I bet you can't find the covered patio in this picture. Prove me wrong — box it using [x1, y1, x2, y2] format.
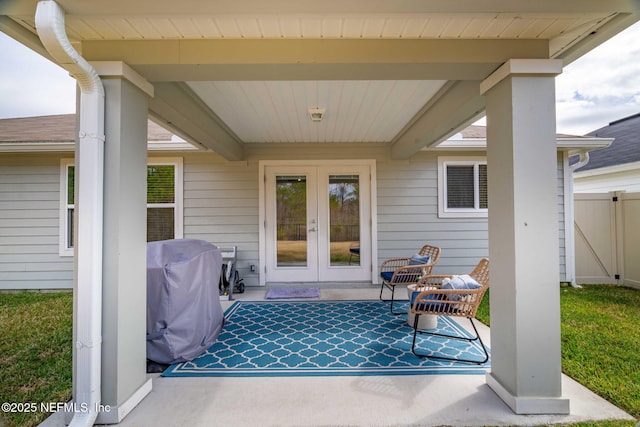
[2, 0, 639, 425]
[38, 287, 634, 427]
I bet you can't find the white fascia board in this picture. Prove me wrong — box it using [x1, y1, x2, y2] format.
[0, 142, 75, 152]
[428, 139, 487, 150]
[147, 142, 199, 151]
[427, 137, 612, 152]
[574, 160, 640, 178]
[0, 141, 199, 152]
[556, 137, 614, 154]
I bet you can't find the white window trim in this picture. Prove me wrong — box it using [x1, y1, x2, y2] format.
[60, 157, 184, 257]
[148, 157, 184, 241]
[59, 158, 75, 256]
[437, 156, 488, 218]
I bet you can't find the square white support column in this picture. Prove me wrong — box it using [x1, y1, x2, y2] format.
[95, 65, 153, 424]
[481, 59, 570, 414]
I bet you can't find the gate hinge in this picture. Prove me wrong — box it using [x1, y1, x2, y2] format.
[615, 274, 620, 280]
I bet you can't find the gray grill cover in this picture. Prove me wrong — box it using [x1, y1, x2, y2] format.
[146, 239, 224, 364]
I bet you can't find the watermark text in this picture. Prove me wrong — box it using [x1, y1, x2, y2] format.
[2, 401, 111, 414]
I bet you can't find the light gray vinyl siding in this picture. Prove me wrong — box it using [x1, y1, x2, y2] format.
[0, 153, 74, 290]
[180, 143, 389, 286]
[178, 152, 261, 286]
[574, 168, 640, 193]
[377, 152, 489, 275]
[0, 147, 569, 290]
[378, 151, 567, 277]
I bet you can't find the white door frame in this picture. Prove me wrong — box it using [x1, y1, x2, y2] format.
[264, 166, 319, 282]
[258, 159, 378, 286]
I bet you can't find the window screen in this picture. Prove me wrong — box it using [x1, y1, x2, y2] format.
[446, 165, 475, 208]
[479, 164, 488, 209]
[65, 164, 177, 247]
[147, 165, 176, 242]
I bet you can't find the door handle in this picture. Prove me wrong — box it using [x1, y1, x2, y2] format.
[308, 227, 317, 232]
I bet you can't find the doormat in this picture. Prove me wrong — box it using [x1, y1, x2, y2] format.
[162, 300, 490, 377]
[265, 287, 320, 299]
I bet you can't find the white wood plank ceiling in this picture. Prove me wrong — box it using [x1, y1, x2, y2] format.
[187, 80, 446, 143]
[6, 9, 618, 145]
[23, 12, 606, 144]
[38, 13, 613, 42]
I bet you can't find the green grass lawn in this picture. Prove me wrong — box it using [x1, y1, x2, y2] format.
[1, 285, 638, 427]
[477, 284, 640, 423]
[0, 292, 73, 427]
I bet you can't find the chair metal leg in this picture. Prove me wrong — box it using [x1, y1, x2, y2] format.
[411, 315, 489, 364]
[379, 282, 407, 315]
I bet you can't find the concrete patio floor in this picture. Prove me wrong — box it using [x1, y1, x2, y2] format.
[41, 286, 634, 427]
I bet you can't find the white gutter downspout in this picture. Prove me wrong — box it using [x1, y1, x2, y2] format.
[35, 2, 104, 426]
[566, 150, 591, 289]
[571, 150, 591, 173]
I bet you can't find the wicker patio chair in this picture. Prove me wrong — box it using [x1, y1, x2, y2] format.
[410, 258, 489, 364]
[379, 244, 441, 315]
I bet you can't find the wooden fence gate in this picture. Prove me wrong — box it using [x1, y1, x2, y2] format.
[574, 192, 640, 288]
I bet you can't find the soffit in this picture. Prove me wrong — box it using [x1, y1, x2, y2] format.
[2, 1, 638, 156]
[9, 12, 618, 58]
[186, 80, 446, 143]
[8, 13, 606, 40]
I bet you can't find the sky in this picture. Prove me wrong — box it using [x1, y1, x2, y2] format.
[0, 21, 639, 136]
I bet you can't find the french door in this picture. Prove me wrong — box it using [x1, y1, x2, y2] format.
[263, 162, 372, 283]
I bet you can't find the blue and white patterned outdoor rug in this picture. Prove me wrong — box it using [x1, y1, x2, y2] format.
[162, 300, 490, 377]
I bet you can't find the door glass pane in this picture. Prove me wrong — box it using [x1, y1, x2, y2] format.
[329, 175, 360, 266]
[276, 175, 307, 267]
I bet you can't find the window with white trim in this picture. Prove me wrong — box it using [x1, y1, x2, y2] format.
[146, 159, 183, 242]
[437, 157, 488, 218]
[60, 157, 183, 256]
[59, 159, 75, 256]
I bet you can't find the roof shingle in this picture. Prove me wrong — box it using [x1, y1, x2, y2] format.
[575, 112, 640, 171]
[0, 114, 174, 143]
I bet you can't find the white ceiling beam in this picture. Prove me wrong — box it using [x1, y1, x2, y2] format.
[0, 16, 53, 61]
[148, 82, 244, 160]
[131, 63, 498, 83]
[82, 38, 549, 65]
[80, 38, 548, 82]
[554, 12, 640, 65]
[391, 80, 485, 159]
